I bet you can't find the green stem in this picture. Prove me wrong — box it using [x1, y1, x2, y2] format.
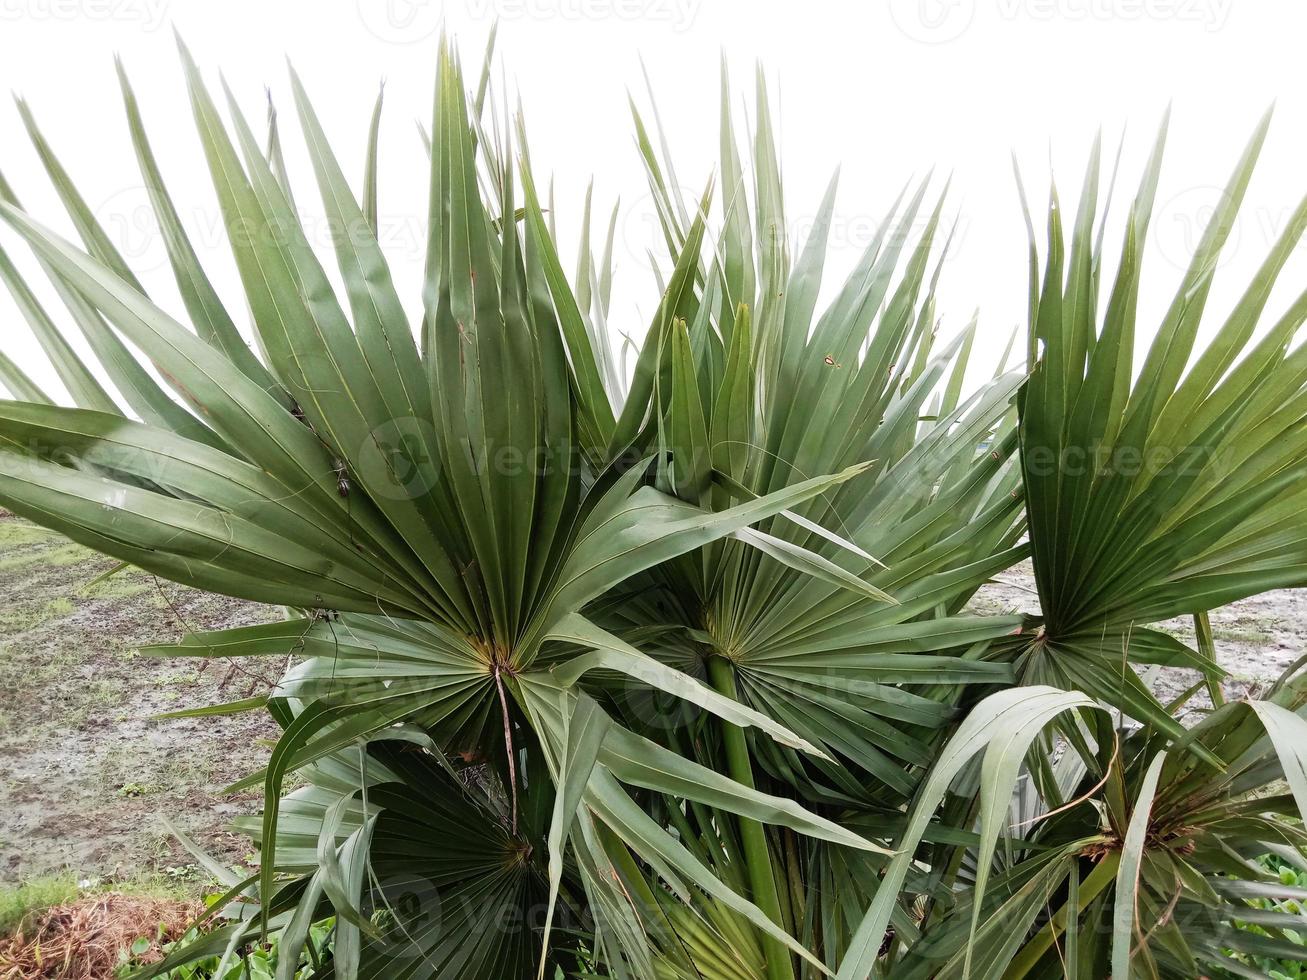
[707, 655, 795, 980]
[1004, 851, 1120, 979]
[1193, 611, 1226, 707]
[782, 829, 806, 943]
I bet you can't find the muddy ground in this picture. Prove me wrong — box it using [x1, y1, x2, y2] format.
[0, 513, 278, 884]
[972, 562, 1307, 714]
[2, 514, 1304, 885]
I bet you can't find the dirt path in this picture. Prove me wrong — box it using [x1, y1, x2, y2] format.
[0, 514, 279, 884]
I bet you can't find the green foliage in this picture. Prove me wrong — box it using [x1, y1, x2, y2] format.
[1227, 856, 1307, 980]
[0, 876, 80, 935]
[2, 34, 1307, 980]
[123, 914, 333, 979]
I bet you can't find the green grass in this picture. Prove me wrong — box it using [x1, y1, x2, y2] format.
[1211, 626, 1276, 647]
[0, 873, 213, 938]
[0, 875, 80, 935]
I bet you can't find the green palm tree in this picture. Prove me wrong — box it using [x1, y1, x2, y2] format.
[1, 34, 1307, 980]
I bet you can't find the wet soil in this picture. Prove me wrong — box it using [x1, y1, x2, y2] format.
[0, 513, 279, 884]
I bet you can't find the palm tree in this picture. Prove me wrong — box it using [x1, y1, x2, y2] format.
[1, 34, 1306, 980]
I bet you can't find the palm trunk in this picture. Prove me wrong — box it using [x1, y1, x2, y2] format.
[707, 655, 795, 980]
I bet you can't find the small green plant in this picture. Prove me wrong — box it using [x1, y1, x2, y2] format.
[1227, 855, 1307, 979]
[119, 915, 334, 979]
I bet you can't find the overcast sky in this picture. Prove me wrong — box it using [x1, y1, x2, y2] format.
[1, 0, 1305, 397]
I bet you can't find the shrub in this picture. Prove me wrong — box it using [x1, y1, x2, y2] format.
[2, 34, 1307, 979]
[133, 914, 332, 979]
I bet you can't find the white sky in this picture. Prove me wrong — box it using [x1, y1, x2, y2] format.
[1, 0, 1305, 398]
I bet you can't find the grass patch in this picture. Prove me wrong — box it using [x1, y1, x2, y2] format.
[1212, 626, 1276, 647]
[0, 874, 206, 938]
[0, 876, 80, 935]
[0, 871, 330, 979]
